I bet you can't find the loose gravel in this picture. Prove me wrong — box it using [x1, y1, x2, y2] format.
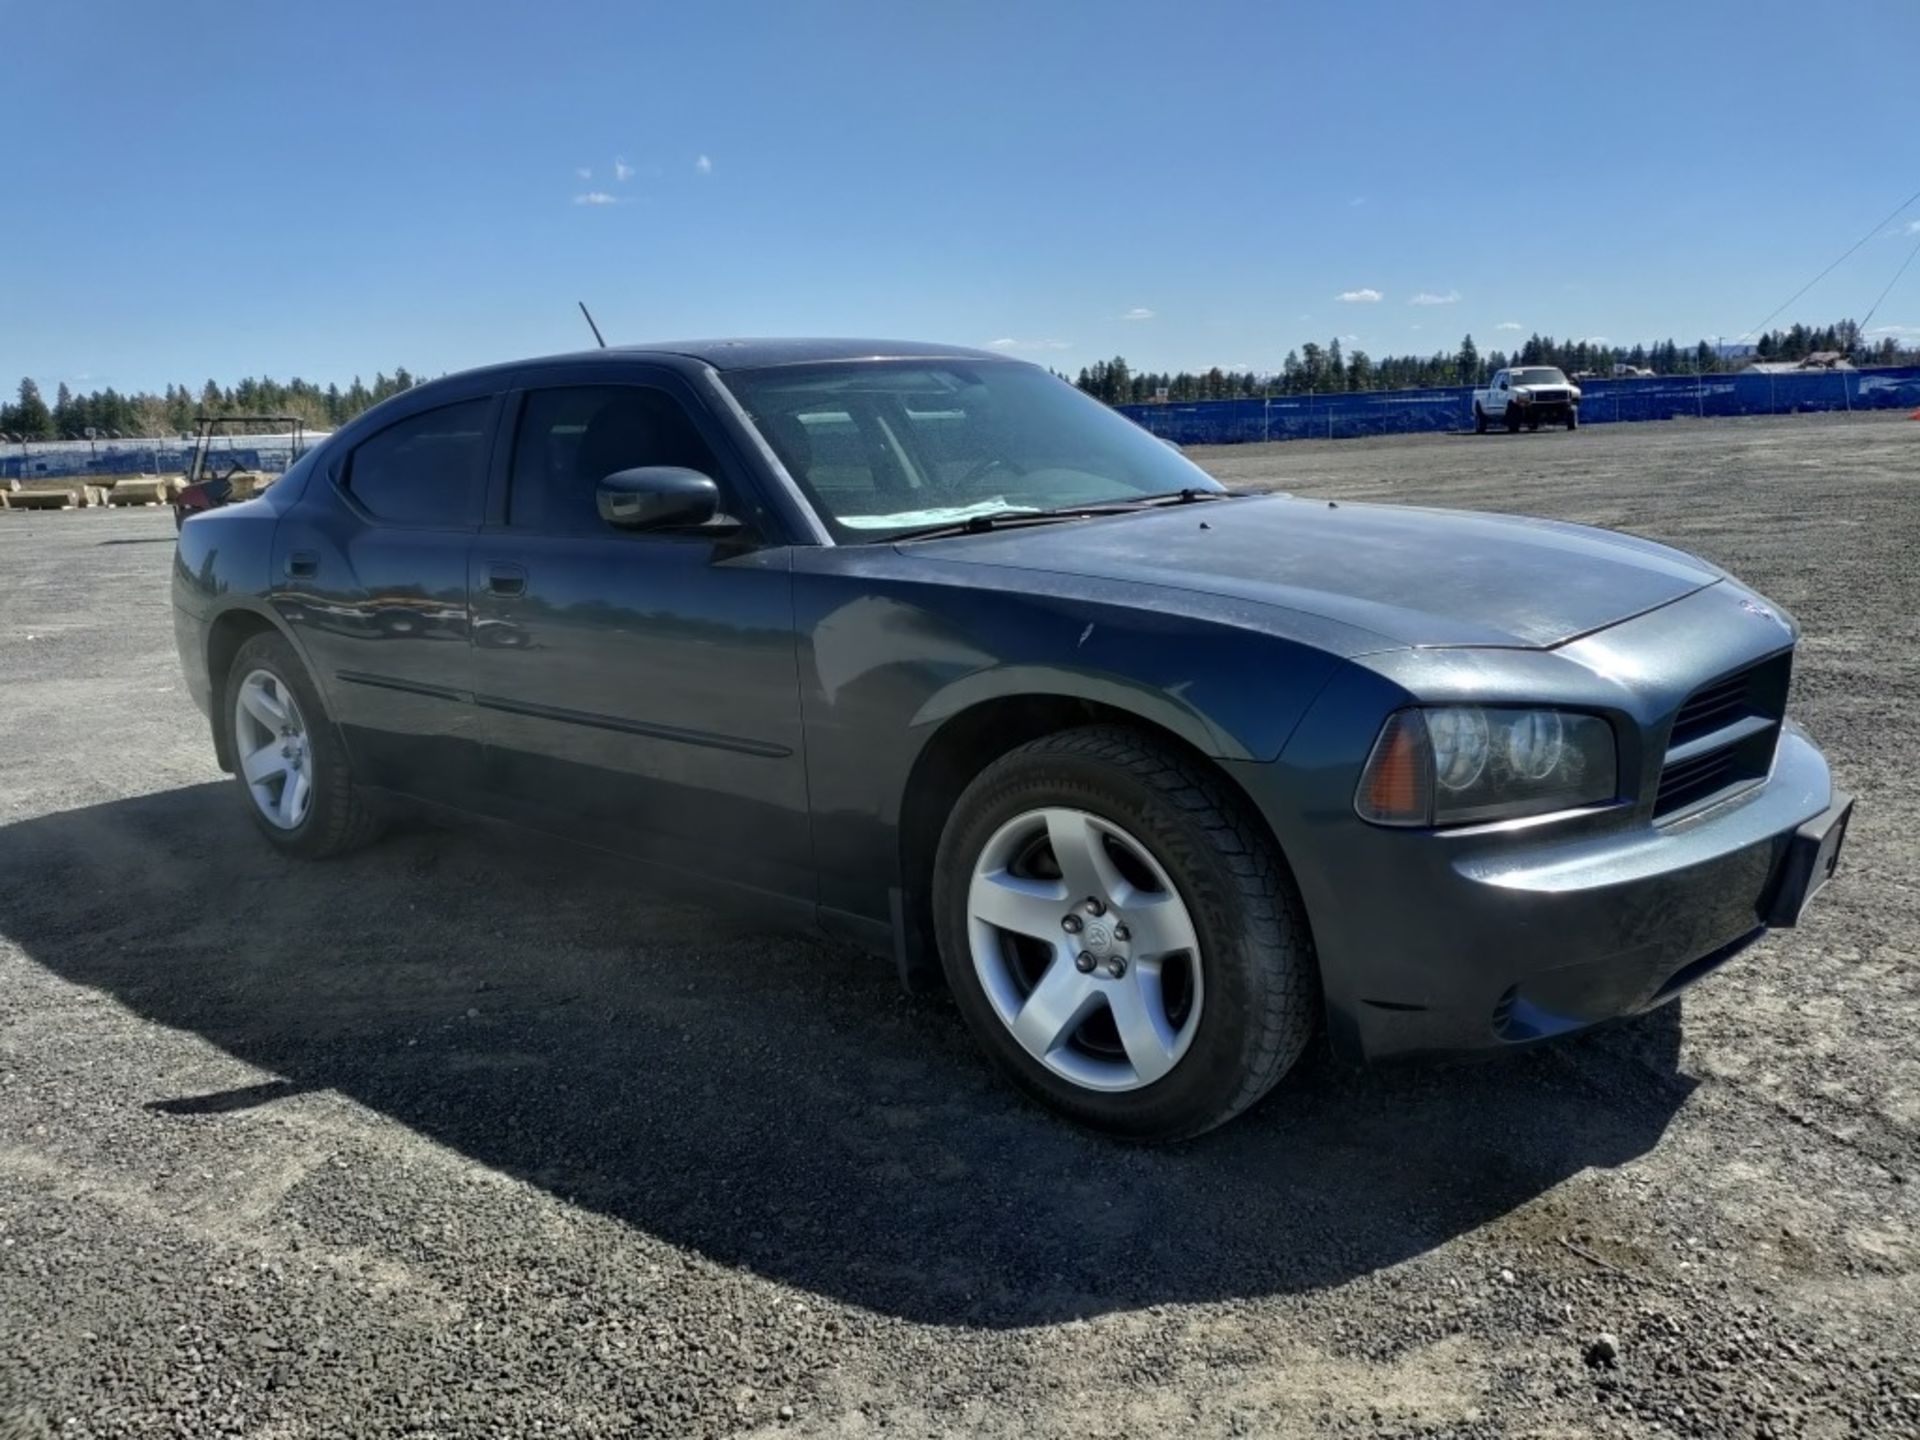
[2, 411, 1916, 1437]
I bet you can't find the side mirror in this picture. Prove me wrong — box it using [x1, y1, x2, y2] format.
[596, 466, 723, 531]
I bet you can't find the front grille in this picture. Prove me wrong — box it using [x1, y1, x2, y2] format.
[1653, 651, 1792, 821]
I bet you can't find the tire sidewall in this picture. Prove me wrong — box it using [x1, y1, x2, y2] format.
[932, 741, 1297, 1140]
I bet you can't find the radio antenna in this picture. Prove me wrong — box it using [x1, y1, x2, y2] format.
[578, 301, 607, 349]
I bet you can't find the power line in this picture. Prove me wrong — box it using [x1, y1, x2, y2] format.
[1857, 227, 1920, 338]
[1737, 184, 1920, 341]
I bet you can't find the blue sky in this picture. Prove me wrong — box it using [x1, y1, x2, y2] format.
[6, 0, 1920, 394]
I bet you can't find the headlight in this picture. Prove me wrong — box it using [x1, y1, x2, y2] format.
[1356, 706, 1617, 827]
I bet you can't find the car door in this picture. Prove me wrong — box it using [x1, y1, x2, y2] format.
[272, 389, 498, 803]
[1490, 371, 1510, 413]
[467, 368, 811, 901]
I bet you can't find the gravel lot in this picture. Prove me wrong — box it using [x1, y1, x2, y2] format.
[2, 412, 1916, 1438]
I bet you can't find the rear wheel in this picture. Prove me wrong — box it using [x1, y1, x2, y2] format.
[225, 631, 383, 859]
[932, 726, 1318, 1142]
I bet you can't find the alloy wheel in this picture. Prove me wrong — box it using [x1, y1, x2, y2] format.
[232, 668, 314, 830]
[966, 806, 1204, 1092]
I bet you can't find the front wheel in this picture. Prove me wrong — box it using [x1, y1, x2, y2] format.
[1567, 410, 1579, 431]
[225, 631, 383, 858]
[932, 727, 1318, 1142]
[1505, 408, 1522, 433]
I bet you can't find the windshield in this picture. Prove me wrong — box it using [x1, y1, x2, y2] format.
[1512, 368, 1569, 386]
[721, 360, 1223, 540]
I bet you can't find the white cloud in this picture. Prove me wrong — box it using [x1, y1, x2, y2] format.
[1349, 196, 1366, 207]
[1121, 306, 1156, 321]
[573, 191, 619, 206]
[1338, 333, 1360, 343]
[1336, 288, 1383, 304]
[1869, 323, 1920, 335]
[1409, 290, 1461, 307]
[986, 338, 1072, 352]
[1583, 336, 1610, 345]
[614, 156, 635, 182]
[1496, 321, 1523, 331]
[695, 154, 713, 175]
[575, 167, 592, 180]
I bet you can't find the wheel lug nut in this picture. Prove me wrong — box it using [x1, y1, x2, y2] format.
[1113, 923, 1130, 942]
[1074, 951, 1096, 974]
[1083, 897, 1107, 917]
[1106, 957, 1127, 978]
[1061, 914, 1083, 934]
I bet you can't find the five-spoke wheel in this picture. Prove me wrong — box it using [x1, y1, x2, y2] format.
[968, 807, 1203, 1091]
[233, 668, 315, 830]
[224, 630, 382, 858]
[934, 726, 1318, 1142]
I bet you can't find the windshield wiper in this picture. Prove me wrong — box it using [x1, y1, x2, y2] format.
[885, 508, 1099, 542]
[1123, 488, 1231, 508]
[885, 489, 1231, 543]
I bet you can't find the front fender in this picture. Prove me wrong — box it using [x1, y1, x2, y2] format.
[911, 663, 1239, 762]
[796, 568, 1349, 924]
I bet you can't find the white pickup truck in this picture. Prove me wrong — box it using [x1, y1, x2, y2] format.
[1473, 366, 1582, 433]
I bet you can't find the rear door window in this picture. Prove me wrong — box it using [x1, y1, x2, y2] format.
[344, 399, 492, 526]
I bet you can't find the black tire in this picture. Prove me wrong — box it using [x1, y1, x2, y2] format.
[1567, 410, 1579, 431]
[224, 630, 383, 859]
[1505, 408, 1522, 433]
[1527, 416, 1540, 432]
[1474, 404, 1488, 434]
[931, 726, 1318, 1142]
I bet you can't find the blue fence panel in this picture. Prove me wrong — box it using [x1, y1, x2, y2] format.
[0, 436, 313, 482]
[1116, 366, 1920, 446]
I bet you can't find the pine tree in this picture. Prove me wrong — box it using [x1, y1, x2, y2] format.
[13, 378, 53, 439]
[1456, 334, 1480, 386]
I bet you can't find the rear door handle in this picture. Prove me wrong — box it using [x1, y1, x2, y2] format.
[486, 562, 527, 598]
[286, 550, 318, 578]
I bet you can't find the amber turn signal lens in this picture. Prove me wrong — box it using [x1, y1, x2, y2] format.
[1355, 711, 1433, 826]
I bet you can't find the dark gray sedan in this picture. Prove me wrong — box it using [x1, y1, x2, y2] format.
[171, 340, 1852, 1141]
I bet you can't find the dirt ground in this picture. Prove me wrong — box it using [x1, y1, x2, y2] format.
[1, 412, 1916, 1438]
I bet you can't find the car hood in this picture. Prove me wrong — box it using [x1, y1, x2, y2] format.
[906, 494, 1721, 649]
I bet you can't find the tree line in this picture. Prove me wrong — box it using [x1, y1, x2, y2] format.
[1070, 319, 1915, 405]
[0, 371, 421, 441]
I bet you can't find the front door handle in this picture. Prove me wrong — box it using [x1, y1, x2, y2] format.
[286, 550, 318, 578]
[485, 563, 527, 598]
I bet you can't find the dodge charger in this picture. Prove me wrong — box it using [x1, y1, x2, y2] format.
[171, 340, 1852, 1141]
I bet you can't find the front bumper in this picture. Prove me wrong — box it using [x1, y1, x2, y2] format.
[1243, 723, 1842, 1064]
[1512, 397, 1577, 420]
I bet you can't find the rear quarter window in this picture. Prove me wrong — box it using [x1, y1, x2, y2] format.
[344, 398, 492, 526]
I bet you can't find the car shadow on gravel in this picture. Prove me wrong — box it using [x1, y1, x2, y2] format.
[0, 783, 1696, 1328]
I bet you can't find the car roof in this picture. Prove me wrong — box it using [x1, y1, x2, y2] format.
[509, 338, 1012, 372]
